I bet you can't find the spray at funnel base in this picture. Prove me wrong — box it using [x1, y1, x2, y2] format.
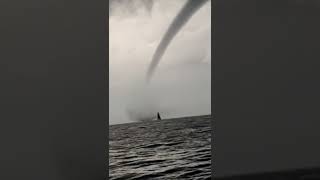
[146, 0, 209, 82]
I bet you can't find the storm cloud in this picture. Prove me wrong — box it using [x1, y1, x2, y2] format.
[109, 0, 211, 124]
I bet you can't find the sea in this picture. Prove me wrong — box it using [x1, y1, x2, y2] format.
[109, 115, 212, 180]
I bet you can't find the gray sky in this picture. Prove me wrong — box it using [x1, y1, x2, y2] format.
[109, 0, 211, 124]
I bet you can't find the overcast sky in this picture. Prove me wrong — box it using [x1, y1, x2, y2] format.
[109, 0, 211, 124]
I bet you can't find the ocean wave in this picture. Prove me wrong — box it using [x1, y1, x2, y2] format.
[109, 115, 212, 180]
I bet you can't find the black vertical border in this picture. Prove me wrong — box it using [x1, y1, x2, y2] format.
[212, 0, 216, 179]
[106, 0, 110, 179]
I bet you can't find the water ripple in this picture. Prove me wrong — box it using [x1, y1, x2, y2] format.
[109, 115, 212, 180]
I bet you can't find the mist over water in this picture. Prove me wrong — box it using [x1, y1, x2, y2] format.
[109, 0, 211, 124]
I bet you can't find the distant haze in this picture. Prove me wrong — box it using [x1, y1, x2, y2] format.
[109, 0, 211, 124]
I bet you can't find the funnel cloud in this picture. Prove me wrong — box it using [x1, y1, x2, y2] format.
[147, 0, 209, 82]
[110, 0, 211, 124]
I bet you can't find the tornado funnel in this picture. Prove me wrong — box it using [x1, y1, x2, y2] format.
[146, 0, 209, 82]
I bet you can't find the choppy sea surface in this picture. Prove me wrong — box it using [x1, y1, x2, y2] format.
[109, 115, 212, 180]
